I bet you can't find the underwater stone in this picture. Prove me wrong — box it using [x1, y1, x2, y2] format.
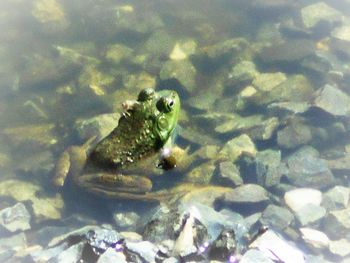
[202, 38, 249, 60]
[332, 24, 350, 42]
[252, 72, 287, 92]
[322, 186, 349, 211]
[105, 44, 133, 65]
[78, 65, 115, 91]
[284, 188, 322, 213]
[240, 249, 274, 263]
[313, 84, 350, 117]
[50, 242, 84, 263]
[97, 248, 127, 263]
[323, 208, 350, 239]
[254, 149, 282, 187]
[144, 30, 175, 57]
[277, 119, 312, 149]
[17, 150, 55, 175]
[219, 134, 257, 162]
[227, 60, 258, 83]
[222, 184, 269, 204]
[113, 211, 140, 229]
[0, 233, 27, 261]
[300, 228, 330, 251]
[301, 2, 342, 29]
[329, 239, 350, 257]
[0, 203, 31, 232]
[160, 59, 196, 93]
[294, 203, 326, 226]
[125, 241, 158, 263]
[260, 204, 293, 230]
[169, 39, 197, 60]
[217, 161, 243, 187]
[185, 161, 216, 184]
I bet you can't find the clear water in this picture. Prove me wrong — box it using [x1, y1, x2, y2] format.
[0, 0, 350, 261]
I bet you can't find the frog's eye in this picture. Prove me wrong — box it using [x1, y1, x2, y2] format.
[138, 88, 155, 102]
[156, 97, 174, 113]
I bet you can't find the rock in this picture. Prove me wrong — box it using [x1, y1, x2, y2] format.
[322, 208, 350, 239]
[284, 147, 335, 189]
[0, 203, 31, 232]
[125, 241, 158, 262]
[160, 59, 196, 93]
[267, 101, 310, 116]
[201, 38, 248, 60]
[301, 52, 332, 75]
[144, 30, 175, 57]
[208, 230, 236, 261]
[313, 84, 350, 117]
[258, 40, 314, 64]
[16, 150, 54, 175]
[240, 249, 274, 263]
[284, 188, 322, 212]
[187, 90, 218, 111]
[322, 186, 349, 211]
[185, 161, 216, 184]
[169, 40, 197, 60]
[329, 239, 350, 257]
[222, 184, 269, 204]
[300, 228, 330, 251]
[75, 113, 120, 141]
[105, 44, 133, 64]
[113, 212, 139, 229]
[260, 205, 293, 230]
[227, 60, 258, 84]
[119, 232, 142, 242]
[216, 161, 243, 187]
[0, 180, 64, 221]
[332, 24, 350, 42]
[254, 149, 282, 187]
[252, 72, 287, 92]
[248, 117, 279, 141]
[294, 203, 326, 226]
[0, 233, 27, 261]
[277, 119, 312, 149]
[51, 242, 84, 263]
[122, 71, 156, 91]
[219, 134, 257, 162]
[301, 2, 343, 29]
[78, 65, 114, 92]
[97, 248, 127, 263]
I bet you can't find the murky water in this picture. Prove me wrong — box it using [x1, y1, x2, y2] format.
[1, 0, 350, 262]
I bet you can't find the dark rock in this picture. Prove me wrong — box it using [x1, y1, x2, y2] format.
[16, 150, 55, 175]
[260, 205, 294, 230]
[322, 186, 349, 211]
[322, 208, 350, 239]
[216, 161, 243, 187]
[208, 230, 236, 261]
[284, 146, 335, 189]
[0, 202, 31, 232]
[277, 119, 312, 149]
[294, 203, 326, 226]
[301, 52, 331, 75]
[254, 150, 282, 187]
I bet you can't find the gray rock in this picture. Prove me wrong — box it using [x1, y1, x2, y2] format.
[17, 150, 55, 175]
[50, 242, 84, 263]
[322, 186, 349, 211]
[300, 228, 330, 251]
[105, 44, 133, 65]
[301, 2, 342, 29]
[285, 147, 335, 189]
[217, 161, 243, 187]
[202, 38, 248, 60]
[322, 208, 350, 239]
[301, 52, 331, 75]
[267, 101, 310, 116]
[248, 117, 279, 141]
[97, 248, 127, 263]
[260, 205, 294, 230]
[160, 59, 196, 93]
[252, 72, 287, 92]
[313, 84, 350, 117]
[255, 149, 282, 187]
[222, 184, 269, 204]
[219, 134, 257, 162]
[240, 249, 274, 263]
[295, 203, 326, 226]
[0, 203, 31, 232]
[332, 24, 350, 42]
[0, 233, 27, 260]
[30, 243, 67, 262]
[113, 211, 140, 229]
[277, 119, 312, 149]
[125, 241, 158, 263]
[227, 60, 258, 84]
[144, 30, 174, 57]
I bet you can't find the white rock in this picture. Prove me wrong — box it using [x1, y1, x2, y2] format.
[284, 188, 322, 212]
[332, 24, 350, 42]
[300, 228, 330, 250]
[301, 2, 343, 28]
[329, 239, 350, 257]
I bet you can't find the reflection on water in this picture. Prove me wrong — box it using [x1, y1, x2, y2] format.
[0, 0, 350, 262]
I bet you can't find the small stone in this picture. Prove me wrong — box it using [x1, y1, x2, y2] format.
[105, 44, 133, 64]
[284, 188, 322, 212]
[185, 161, 216, 184]
[295, 203, 326, 226]
[119, 232, 142, 242]
[169, 40, 197, 60]
[217, 161, 243, 187]
[260, 205, 293, 230]
[322, 186, 349, 210]
[240, 86, 257, 98]
[323, 208, 350, 239]
[254, 149, 282, 187]
[222, 184, 269, 204]
[329, 239, 350, 257]
[51, 242, 84, 262]
[240, 249, 274, 263]
[228, 61, 258, 83]
[0, 203, 31, 232]
[332, 24, 350, 42]
[97, 248, 127, 263]
[125, 241, 158, 263]
[219, 134, 257, 162]
[300, 228, 330, 250]
[113, 212, 139, 229]
[252, 72, 287, 92]
[277, 119, 312, 149]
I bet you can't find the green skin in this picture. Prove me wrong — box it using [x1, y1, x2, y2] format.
[54, 88, 180, 200]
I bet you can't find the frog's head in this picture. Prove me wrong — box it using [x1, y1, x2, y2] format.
[154, 89, 180, 145]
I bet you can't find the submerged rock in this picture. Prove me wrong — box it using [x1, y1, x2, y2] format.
[240, 249, 274, 263]
[294, 203, 326, 226]
[0, 233, 27, 261]
[277, 119, 312, 149]
[329, 239, 350, 257]
[0, 203, 31, 232]
[260, 204, 293, 230]
[322, 186, 349, 211]
[169, 39, 197, 60]
[300, 228, 330, 251]
[216, 161, 243, 187]
[284, 188, 322, 213]
[97, 248, 127, 263]
[105, 44, 133, 65]
[322, 208, 350, 239]
[222, 184, 269, 204]
[219, 134, 257, 162]
[252, 72, 287, 92]
[227, 60, 258, 84]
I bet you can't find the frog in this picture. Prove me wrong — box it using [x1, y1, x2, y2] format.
[53, 88, 182, 201]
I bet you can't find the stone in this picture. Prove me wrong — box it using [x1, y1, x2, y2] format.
[329, 239, 350, 257]
[322, 186, 349, 210]
[217, 161, 243, 187]
[0, 233, 27, 260]
[252, 72, 287, 92]
[105, 44, 133, 64]
[0, 203, 31, 232]
[125, 241, 158, 263]
[295, 203, 326, 226]
[277, 119, 312, 149]
[322, 208, 350, 239]
[169, 40, 197, 60]
[301, 2, 343, 29]
[248, 117, 279, 141]
[185, 161, 216, 184]
[172, 214, 197, 258]
[240, 249, 274, 263]
[254, 149, 282, 187]
[97, 248, 127, 263]
[267, 101, 310, 116]
[144, 30, 174, 57]
[284, 147, 335, 189]
[208, 229, 236, 261]
[313, 84, 350, 117]
[113, 212, 139, 229]
[300, 228, 329, 250]
[219, 134, 257, 162]
[260, 205, 294, 230]
[202, 38, 248, 60]
[332, 24, 350, 42]
[284, 188, 322, 212]
[222, 184, 269, 204]
[0, 180, 64, 221]
[78, 65, 114, 91]
[160, 59, 196, 93]
[16, 150, 54, 175]
[51, 242, 84, 262]
[227, 60, 258, 83]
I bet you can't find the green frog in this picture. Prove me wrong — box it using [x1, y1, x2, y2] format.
[53, 88, 181, 201]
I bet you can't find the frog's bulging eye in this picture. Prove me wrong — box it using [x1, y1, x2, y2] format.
[157, 97, 174, 113]
[138, 88, 155, 102]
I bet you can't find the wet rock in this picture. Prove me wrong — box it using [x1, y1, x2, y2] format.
[277, 119, 312, 149]
[322, 186, 349, 211]
[113, 211, 140, 229]
[78, 65, 114, 93]
[51, 242, 84, 263]
[326, 153, 350, 171]
[17, 150, 54, 175]
[250, 0, 296, 15]
[2, 123, 58, 148]
[201, 38, 249, 61]
[332, 24, 350, 42]
[240, 249, 274, 263]
[208, 229, 236, 261]
[75, 113, 120, 141]
[260, 205, 293, 230]
[0, 180, 64, 221]
[254, 149, 282, 187]
[322, 208, 350, 239]
[169, 39, 197, 60]
[144, 30, 175, 57]
[313, 84, 350, 117]
[294, 203, 326, 226]
[160, 59, 196, 93]
[252, 72, 287, 92]
[329, 239, 350, 257]
[248, 117, 279, 141]
[219, 134, 257, 162]
[216, 161, 243, 187]
[301, 2, 342, 29]
[301, 52, 332, 75]
[122, 71, 156, 91]
[23, 100, 48, 121]
[227, 60, 258, 84]
[105, 44, 133, 65]
[98, 248, 127, 263]
[0, 233, 27, 261]
[258, 40, 314, 64]
[0, 203, 31, 232]
[125, 241, 158, 262]
[284, 188, 322, 213]
[185, 161, 216, 184]
[284, 147, 335, 189]
[300, 228, 329, 251]
[222, 184, 269, 204]
[187, 90, 218, 111]
[267, 101, 310, 116]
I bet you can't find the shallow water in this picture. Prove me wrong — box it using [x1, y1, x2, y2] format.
[1, 0, 350, 262]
